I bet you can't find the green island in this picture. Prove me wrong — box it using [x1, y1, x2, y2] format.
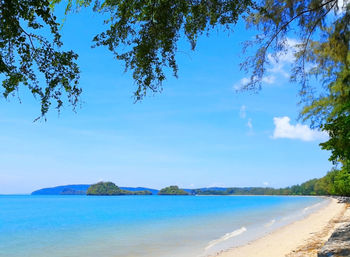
[158, 186, 189, 195]
[87, 182, 152, 195]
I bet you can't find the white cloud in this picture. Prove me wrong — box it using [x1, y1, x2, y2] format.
[267, 38, 299, 78]
[234, 75, 276, 90]
[238, 105, 253, 134]
[272, 116, 328, 141]
[263, 182, 269, 186]
[234, 77, 250, 90]
[267, 57, 290, 78]
[262, 75, 276, 84]
[234, 37, 313, 90]
[240, 105, 247, 118]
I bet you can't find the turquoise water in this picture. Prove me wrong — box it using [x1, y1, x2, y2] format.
[0, 195, 327, 257]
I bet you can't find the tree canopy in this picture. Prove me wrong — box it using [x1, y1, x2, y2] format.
[158, 185, 189, 195]
[1, 0, 349, 193]
[54, 0, 253, 100]
[2, 0, 347, 119]
[1, 0, 81, 118]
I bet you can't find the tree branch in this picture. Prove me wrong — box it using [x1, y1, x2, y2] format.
[264, 0, 337, 51]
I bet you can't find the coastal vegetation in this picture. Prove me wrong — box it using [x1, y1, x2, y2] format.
[87, 182, 152, 196]
[194, 168, 350, 196]
[158, 186, 189, 195]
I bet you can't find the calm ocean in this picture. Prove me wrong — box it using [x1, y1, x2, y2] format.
[0, 195, 327, 257]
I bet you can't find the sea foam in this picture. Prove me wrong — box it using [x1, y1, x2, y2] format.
[264, 219, 276, 227]
[205, 227, 247, 250]
[303, 202, 321, 213]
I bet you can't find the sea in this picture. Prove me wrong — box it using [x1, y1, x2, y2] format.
[0, 195, 328, 257]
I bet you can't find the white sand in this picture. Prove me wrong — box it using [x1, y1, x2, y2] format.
[215, 198, 349, 257]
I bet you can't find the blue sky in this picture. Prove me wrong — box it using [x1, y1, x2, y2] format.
[0, 6, 332, 194]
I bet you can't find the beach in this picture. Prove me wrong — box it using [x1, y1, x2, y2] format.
[215, 198, 350, 257]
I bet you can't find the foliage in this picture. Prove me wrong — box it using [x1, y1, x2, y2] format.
[52, 0, 253, 101]
[87, 182, 123, 195]
[332, 164, 350, 196]
[195, 167, 350, 196]
[320, 113, 350, 164]
[87, 182, 152, 195]
[299, 10, 350, 164]
[0, 0, 81, 118]
[242, 0, 348, 92]
[158, 185, 189, 195]
[195, 187, 278, 195]
[131, 190, 152, 195]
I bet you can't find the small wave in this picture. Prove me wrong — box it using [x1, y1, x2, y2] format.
[264, 219, 276, 227]
[303, 202, 321, 213]
[281, 216, 291, 221]
[205, 227, 247, 250]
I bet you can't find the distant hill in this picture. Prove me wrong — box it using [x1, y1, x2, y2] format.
[182, 187, 229, 194]
[60, 188, 86, 195]
[197, 187, 228, 192]
[120, 187, 159, 195]
[31, 185, 91, 195]
[87, 182, 153, 196]
[31, 184, 159, 195]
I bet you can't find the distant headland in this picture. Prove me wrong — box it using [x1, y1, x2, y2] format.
[31, 182, 192, 196]
[30, 173, 348, 196]
[31, 183, 159, 195]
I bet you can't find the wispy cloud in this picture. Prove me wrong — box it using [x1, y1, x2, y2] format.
[234, 77, 250, 90]
[267, 38, 298, 78]
[246, 118, 254, 135]
[239, 105, 247, 118]
[234, 75, 276, 90]
[238, 105, 254, 134]
[234, 38, 298, 90]
[262, 75, 276, 84]
[272, 116, 328, 141]
[247, 118, 253, 130]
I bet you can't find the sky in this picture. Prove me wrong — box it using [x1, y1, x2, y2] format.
[0, 6, 333, 194]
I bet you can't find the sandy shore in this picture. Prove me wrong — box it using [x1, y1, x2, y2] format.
[215, 198, 350, 257]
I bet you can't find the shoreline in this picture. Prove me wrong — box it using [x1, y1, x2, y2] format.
[214, 197, 349, 257]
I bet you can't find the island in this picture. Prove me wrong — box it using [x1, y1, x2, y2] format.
[31, 184, 158, 195]
[87, 182, 152, 195]
[157, 185, 189, 195]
